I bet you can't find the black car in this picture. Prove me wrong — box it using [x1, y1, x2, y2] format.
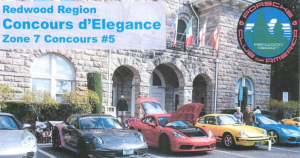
[52, 114, 148, 158]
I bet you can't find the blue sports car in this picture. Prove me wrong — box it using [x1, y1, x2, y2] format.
[254, 114, 300, 145]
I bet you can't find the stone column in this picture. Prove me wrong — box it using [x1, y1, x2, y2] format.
[178, 86, 193, 108]
[134, 83, 150, 118]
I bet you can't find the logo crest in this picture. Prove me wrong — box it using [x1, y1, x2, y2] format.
[237, 1, 298, 64]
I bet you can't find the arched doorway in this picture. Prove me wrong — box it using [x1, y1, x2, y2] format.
[150, 64, 180, 113]
[112, 66, 137, 117]
[192, 75, 208, 104]
[149, 69, 166, 107]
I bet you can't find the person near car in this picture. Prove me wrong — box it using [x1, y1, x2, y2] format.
[253, 106, 261, 114]
[244, 105, 256, 126]
[116, 95, 128, 122]
[234, 107, 243, 123]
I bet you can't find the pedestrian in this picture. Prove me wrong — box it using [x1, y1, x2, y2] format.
[116, 95, 128, 123]
[253, 106, 261, 114]
[244, 105, 256, 126]
[234, 107, 243, 123]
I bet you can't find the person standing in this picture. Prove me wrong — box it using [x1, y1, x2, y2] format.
[253, 106, 261, 114]
[116, 95, 128, 122]
[244, 105, 256, 126]
[234, 107, 243, 123]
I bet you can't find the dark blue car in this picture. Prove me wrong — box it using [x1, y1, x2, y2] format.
[254, 114, 300, 145]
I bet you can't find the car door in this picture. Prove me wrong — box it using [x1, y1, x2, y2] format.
[146, 117, 161, 147]
[140, 117, 153, 144]
[200, 116, 219, 139]
[63, 116, 80, 148]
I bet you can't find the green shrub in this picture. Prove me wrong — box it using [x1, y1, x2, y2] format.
[0, 85, 14, 111]
[2, 102, 86, 124]
[87, 72, 103, 114]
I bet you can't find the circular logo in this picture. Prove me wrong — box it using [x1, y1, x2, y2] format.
[237, 1, 298, 64]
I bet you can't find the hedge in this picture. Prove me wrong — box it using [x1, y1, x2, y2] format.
[1, 101, 86, 125]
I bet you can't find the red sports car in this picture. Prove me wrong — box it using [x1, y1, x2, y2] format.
[129, 98, 216, 153]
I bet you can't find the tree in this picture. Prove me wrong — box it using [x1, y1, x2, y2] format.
[267, 0, 299, 102]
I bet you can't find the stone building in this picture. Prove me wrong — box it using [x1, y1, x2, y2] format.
[0, 0, 270, 118]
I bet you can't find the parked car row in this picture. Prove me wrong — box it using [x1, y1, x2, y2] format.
[0, 97, 299, 158]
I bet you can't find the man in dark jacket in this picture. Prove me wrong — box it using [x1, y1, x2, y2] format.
[244, 105, 256, 126]
[117, 95, 128, 122]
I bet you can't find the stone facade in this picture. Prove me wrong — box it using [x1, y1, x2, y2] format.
[0, 0, 270, 118]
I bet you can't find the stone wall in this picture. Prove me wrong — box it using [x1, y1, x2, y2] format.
[0, 0, 271, 118]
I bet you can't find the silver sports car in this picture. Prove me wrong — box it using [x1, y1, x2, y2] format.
[0, 112, 37, 158]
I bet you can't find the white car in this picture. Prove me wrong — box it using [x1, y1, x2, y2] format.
[0, 112, 37, 158]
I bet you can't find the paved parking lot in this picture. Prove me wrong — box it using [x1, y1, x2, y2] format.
[37, 143, 300, 158]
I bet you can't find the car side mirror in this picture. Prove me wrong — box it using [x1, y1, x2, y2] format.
[148, 122, 155, 128]
[23, 124, 31, 128]
[254, 122, 259, 127]
[67, 125, 75, 129]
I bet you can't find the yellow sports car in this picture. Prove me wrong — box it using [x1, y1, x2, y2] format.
[281, 117, 300, 127]
[195, 114, 269, 148]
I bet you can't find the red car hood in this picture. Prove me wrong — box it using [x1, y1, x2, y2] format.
[163, 103, 204, 126]
[138, 97, 204, 125]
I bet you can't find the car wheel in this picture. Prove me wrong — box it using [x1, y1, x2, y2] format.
[268, 130, 278, 145]
[77, 140, 88, 158]
[159, 135, 171, 154]
[52, 129, 61, 150]
[223, 133, 235, 148]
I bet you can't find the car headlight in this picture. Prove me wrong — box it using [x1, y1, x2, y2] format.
[208, 130, 214, 137]
[21, 133, 36, 147]
[281, 128, 290, 134]
[239, 130, 245, 136]
[91, 135, 103, 145]
[172, 131, 186, 138]
[136, 132, 145, 142]
[262, 129, 267, 136]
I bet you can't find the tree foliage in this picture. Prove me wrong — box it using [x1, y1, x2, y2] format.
[0, 85, 14, 111]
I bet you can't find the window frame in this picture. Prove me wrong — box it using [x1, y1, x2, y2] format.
[31, 54, 75, 101]
[176, 19, 187, 42]
[235, 77, 254, 109]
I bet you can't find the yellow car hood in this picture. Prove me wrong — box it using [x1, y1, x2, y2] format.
[222, 124, 265, 137]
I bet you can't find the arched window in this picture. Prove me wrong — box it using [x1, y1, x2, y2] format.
[31, 54, 75, 102]
[235, 77, 254, 109]
[177, 19, 186, 42]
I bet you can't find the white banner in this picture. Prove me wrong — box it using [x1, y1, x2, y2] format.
[0, 1, 166, 49]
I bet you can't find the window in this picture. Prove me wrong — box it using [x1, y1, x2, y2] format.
[31, 54, 75, 102]
[205, 116, 216, 125]
[198, 117, 205, 123]
[142, 117, 157, 126]
[177, 19, 186, 42]
[235, 77, 254, 109]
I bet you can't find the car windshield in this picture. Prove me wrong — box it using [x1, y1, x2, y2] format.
[0, 116, 19, 130]
[79, 116, 123, 129]
[157, 116, 169, 126]
[217, 115, 240, 125]
[164, 120, 193, 128]
[259, 116, 280, 125]
[141, 101, 166, 115]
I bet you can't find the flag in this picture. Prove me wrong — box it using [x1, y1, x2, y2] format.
[172, 16, 178, 46]
[199, 20, 207, 47]
[212, 25, 220, 53]
[185, 17, 193, 47]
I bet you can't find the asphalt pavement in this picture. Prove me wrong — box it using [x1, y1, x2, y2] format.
[36, 143, 300, 158]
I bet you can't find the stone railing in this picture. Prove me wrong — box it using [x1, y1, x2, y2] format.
[102, 106, 116, 117]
